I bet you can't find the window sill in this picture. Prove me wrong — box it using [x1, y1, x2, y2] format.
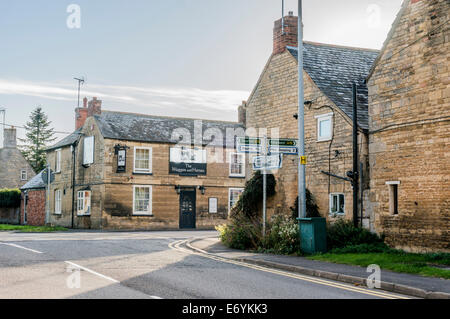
[229, 175, 245, 179]
[133, 172, 153, 176]
[317, 138, 332, 143]
[132, 214, 154, 217]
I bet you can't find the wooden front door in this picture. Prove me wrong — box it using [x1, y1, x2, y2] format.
[179, 189, 196, 229]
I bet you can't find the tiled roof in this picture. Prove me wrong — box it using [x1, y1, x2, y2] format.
[21, 171, 45, 190]
[288, 42, 379, 130]
[46, 128, 82, 151]
[94, 111, 244, 148]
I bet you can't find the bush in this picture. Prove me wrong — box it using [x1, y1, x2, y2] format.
[217, 214, 301, 255]
[232, 171, 276, 218]
[326, 219, 385, 251]
[261, 214, 300, 255]
[216, 215, 263, 251]
[0, 189, 21, 208]
[290, 189, 321, 219]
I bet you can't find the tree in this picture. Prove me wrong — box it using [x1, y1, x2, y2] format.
[19, 106, 56, 172]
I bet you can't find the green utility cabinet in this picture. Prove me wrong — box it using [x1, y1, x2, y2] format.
[297, 218, 327, 254]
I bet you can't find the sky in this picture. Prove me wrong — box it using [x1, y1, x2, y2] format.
[0, 0, 403, 146]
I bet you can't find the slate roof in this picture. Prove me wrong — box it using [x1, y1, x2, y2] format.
[46, 128, 82, 151]
[287, 42, 379, 130]
[21, 171, 45, 190]
[94, 111, 244, 148]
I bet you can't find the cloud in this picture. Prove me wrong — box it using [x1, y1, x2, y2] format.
[0, 79, 249, 120]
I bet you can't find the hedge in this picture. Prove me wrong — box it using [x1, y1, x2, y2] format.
[0, 189, 21, 208]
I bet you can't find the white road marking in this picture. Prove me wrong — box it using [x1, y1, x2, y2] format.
[1, 243, 44, 254]
[64, 261, 120, 283]
[64, 261, 162, 299]
[170, 239, 410, 300]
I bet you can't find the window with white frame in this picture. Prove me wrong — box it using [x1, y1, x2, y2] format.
[77, 191, 91, 216]
[55, 149, 62, 173]
[316, 113, 333, 142]
[134, 147, 152, 173]
[133, 186, 152, 215]
[229, 188, 244, 213]
[54, 189, 62, 214]
[330, 193, 345, 215]
[20, 170, 27, 181]
[229, 153, 245, 177]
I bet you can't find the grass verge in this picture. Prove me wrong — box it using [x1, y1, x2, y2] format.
[0, 224, 68, 233]
[308, 250, 450, 279]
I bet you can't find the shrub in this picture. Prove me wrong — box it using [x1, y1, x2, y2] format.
[326, 219, 385, 251]
[0, 189, 21, 208]
[261, 214, 300, 255]
[216, 215, 263, 251]
[290, 189, 321, 219]
[231, 171, 276, 219]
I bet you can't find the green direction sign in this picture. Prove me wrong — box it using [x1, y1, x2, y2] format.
[268, 138, 298, 155]
[269, 139, 297, 147]
[236, 137, 263, 154]
[237, 137, 262, 145]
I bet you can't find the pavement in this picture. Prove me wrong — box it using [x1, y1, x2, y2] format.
[0, 230, 417, 299]
[187, 236, 450, 299]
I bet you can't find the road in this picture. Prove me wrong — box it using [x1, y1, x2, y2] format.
[0, 230, 411, 299]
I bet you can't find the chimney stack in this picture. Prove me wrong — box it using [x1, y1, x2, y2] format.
[238, 101, 247, 125]
[75, 97, 102, 130]
[75, 97, 88, 130]
[273, 14, 298, 55]
[88, 97, 102, 117]
[3, 127, 17, 148]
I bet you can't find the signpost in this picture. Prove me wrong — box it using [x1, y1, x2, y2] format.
[237, 136, 299, 237]
[236, 137, 262, 154]
[268, 138, 298, 155]
[252, 154, 283, 171]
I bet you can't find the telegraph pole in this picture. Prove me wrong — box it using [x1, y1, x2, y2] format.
[297, 0, 306, 219]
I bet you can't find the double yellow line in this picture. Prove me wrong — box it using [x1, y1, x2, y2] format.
[169, 239, 410, 300]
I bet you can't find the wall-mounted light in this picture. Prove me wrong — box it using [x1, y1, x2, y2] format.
[198, 186, 206, 195]
[175, 186, 181, 195]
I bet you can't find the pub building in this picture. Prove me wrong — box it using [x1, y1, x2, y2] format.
[45, 97, 246, 230]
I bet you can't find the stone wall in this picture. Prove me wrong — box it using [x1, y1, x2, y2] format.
[0, 147, 35, 190]
[245, 51, 369, 223]
[367, 0, 450, 252]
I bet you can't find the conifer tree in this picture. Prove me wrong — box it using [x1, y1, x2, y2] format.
[19, 106, 56, 172]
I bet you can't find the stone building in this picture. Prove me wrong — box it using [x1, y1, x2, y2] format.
[0, 127, 35, 189]
[366, 0, 449, 252]
[243, 13, 378, 224]
[20, 171, 46, 226]
[45, 98, 246, 230]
